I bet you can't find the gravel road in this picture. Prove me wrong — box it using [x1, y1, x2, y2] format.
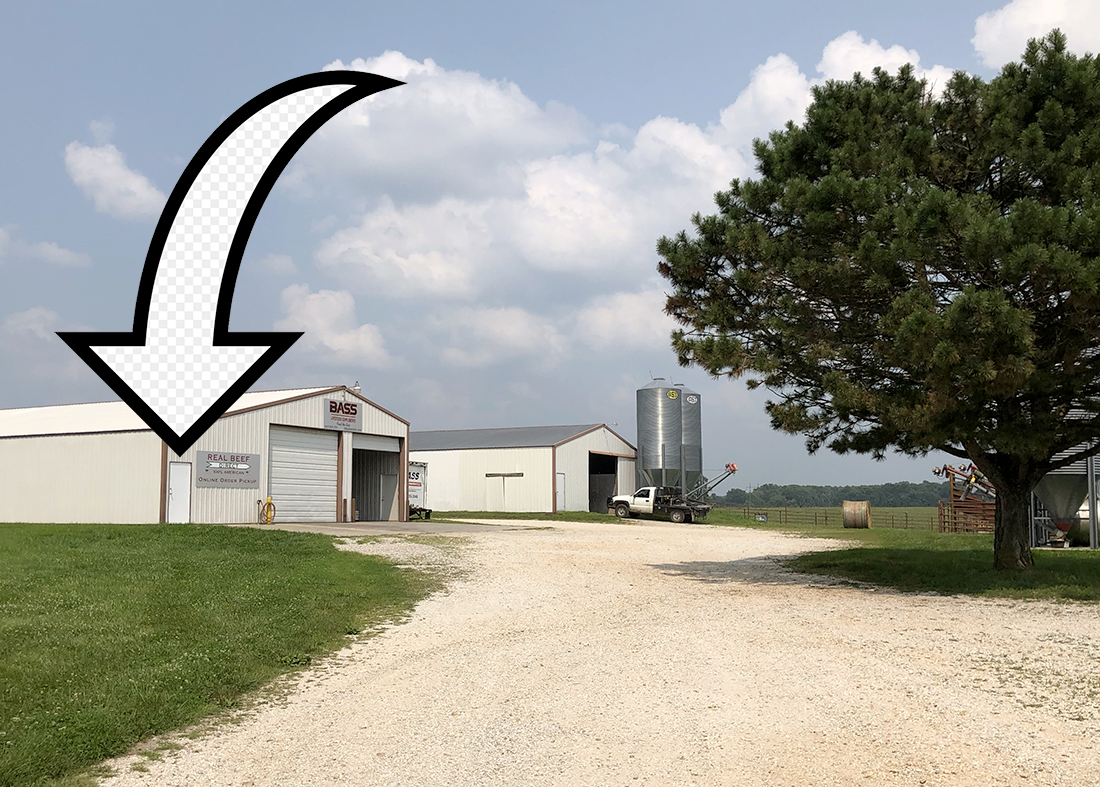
[103, 520, 1100, 786]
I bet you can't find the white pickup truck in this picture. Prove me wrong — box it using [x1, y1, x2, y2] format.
[608, 486, 711, 524]
[608, 464, 738, 524]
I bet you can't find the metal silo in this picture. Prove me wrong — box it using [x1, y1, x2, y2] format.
[636, 379, 682, 489]
[677, 384, 703, 496]
[1033, 438, 1099, 546]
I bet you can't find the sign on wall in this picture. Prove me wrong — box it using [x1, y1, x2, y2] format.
[323, 398, 363, 431]
[196, 451, 259, 488]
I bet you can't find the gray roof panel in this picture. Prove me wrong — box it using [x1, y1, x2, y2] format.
[411, 424, 605, 451]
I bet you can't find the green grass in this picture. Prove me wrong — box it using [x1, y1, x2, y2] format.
[434, 506, 940, 528]
[708, 505, 940, 529]
[0, 523, 437, 787]
[708, 512, 1100, 601]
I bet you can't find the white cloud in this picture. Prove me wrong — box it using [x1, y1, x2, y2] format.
[0, 307, 88, 382]
[316, 197, 492, 298]
[274, 284, 391, 367]
[432, 306, 568, 368]
[64, 141, 166, 220]
[89, 119, 115, 145]
[574, 288, 678, 352]
[308, 38, 953, 298]
[718, 33, 956, 152]
[2, 307, 62, 341]
[718, 54, 814, 150]
[254, 253, 297, 276]
[26, 241, 91, 267]
[973, 0, 1100, 68]
[817, 31, 955, 96]
[0, 225, 91, 267]
[287, 51, 589, 202]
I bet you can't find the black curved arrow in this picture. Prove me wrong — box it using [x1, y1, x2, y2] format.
[58, 71, 403, 456]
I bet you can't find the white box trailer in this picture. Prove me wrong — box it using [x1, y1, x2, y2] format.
[409, 461, 430, 518]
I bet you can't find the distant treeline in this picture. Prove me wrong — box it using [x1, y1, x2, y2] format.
[714, 480, 948, 508]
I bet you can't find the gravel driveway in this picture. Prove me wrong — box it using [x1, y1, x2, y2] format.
[103, 520, 1100, 786]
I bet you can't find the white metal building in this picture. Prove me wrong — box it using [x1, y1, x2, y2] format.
[0, 386, 408, 525]
[409, 424, 636, 513]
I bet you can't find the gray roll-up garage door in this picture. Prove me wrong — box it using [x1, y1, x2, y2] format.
[269, 426, 338, 522]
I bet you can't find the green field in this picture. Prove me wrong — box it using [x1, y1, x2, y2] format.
[0, 523, 437, 787]
[706, 505, 941, 529]
[436, 506, 940, 528]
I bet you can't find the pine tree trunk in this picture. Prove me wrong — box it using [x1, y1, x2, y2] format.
[993, 486, 1033, 571]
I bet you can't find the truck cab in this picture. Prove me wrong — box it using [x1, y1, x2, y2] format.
[622, 487, 657, 515]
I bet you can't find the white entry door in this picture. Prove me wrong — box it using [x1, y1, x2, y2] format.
[556, 473, 566, 511]
[380, 474, 398, 521]
[167, 462, 192, 523]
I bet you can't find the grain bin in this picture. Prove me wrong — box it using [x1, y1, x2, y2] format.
[677, 384, 703, 495]
[636, 379, 683, 489]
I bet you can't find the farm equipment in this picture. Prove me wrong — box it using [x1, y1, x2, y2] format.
[609, 462, 738, 524]
[932, 463, 996, 502]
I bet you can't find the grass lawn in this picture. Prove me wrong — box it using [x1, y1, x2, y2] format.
[709, 514, 1100, 602]
[707, 505, 941, 529]
[0, 523, 437, 787]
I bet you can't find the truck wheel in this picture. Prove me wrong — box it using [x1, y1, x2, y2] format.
[670, 509, 687, 524]
[615, 503, 631, 518]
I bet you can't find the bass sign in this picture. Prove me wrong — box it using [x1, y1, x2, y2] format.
[324, 397, 363, 431]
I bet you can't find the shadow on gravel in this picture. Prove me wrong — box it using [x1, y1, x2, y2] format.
[647, 556, 852, 588]
[653, 548, 1100, 602]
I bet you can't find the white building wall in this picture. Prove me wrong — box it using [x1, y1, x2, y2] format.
[553, 427, 637, 511]
[409, 447, 553, 512]
[0, 431, 161, 523]
[617, 458, 637, 496]
[169, 389, 408, 524]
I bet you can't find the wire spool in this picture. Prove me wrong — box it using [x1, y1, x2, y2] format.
[842, 500, 872, 529]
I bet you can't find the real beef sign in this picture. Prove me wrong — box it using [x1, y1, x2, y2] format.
[197, 451, 259, 488]
[323, 398, 363, 431]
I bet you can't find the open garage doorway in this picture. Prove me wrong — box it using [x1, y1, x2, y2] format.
[351, 443, 401, 521]
[589, 452, 618, 512]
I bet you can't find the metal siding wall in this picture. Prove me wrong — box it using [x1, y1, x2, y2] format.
[554, 428, 637, 511]
[409, 448, 553, 511]
[169, 391, 407, 524]
[0, 432, 161, 523]
[553, 440, 589, 511]
[617, 458, 636, 496]
[408, 451, 464, 510]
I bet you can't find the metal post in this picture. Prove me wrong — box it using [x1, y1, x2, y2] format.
[1088, 454, 1098, 550]
[1030, 492, 1037, 548]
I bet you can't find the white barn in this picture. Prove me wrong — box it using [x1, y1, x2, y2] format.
[410, 424, 636, 513]
[0, 386, 408, 525]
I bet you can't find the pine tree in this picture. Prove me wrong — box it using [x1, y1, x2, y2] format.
[658, 31, 1100, 570]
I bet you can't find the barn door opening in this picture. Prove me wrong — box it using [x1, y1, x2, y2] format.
[588, 453, 617, 512]
[351, 448, 399, 521]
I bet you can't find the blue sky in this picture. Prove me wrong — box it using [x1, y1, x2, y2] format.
[1, 0, 1096, 491]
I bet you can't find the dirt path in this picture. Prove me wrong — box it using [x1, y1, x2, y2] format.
[103, 521, 1100, 786]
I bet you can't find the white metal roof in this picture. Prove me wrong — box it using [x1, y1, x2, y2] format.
[0, 387, 339, 438]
